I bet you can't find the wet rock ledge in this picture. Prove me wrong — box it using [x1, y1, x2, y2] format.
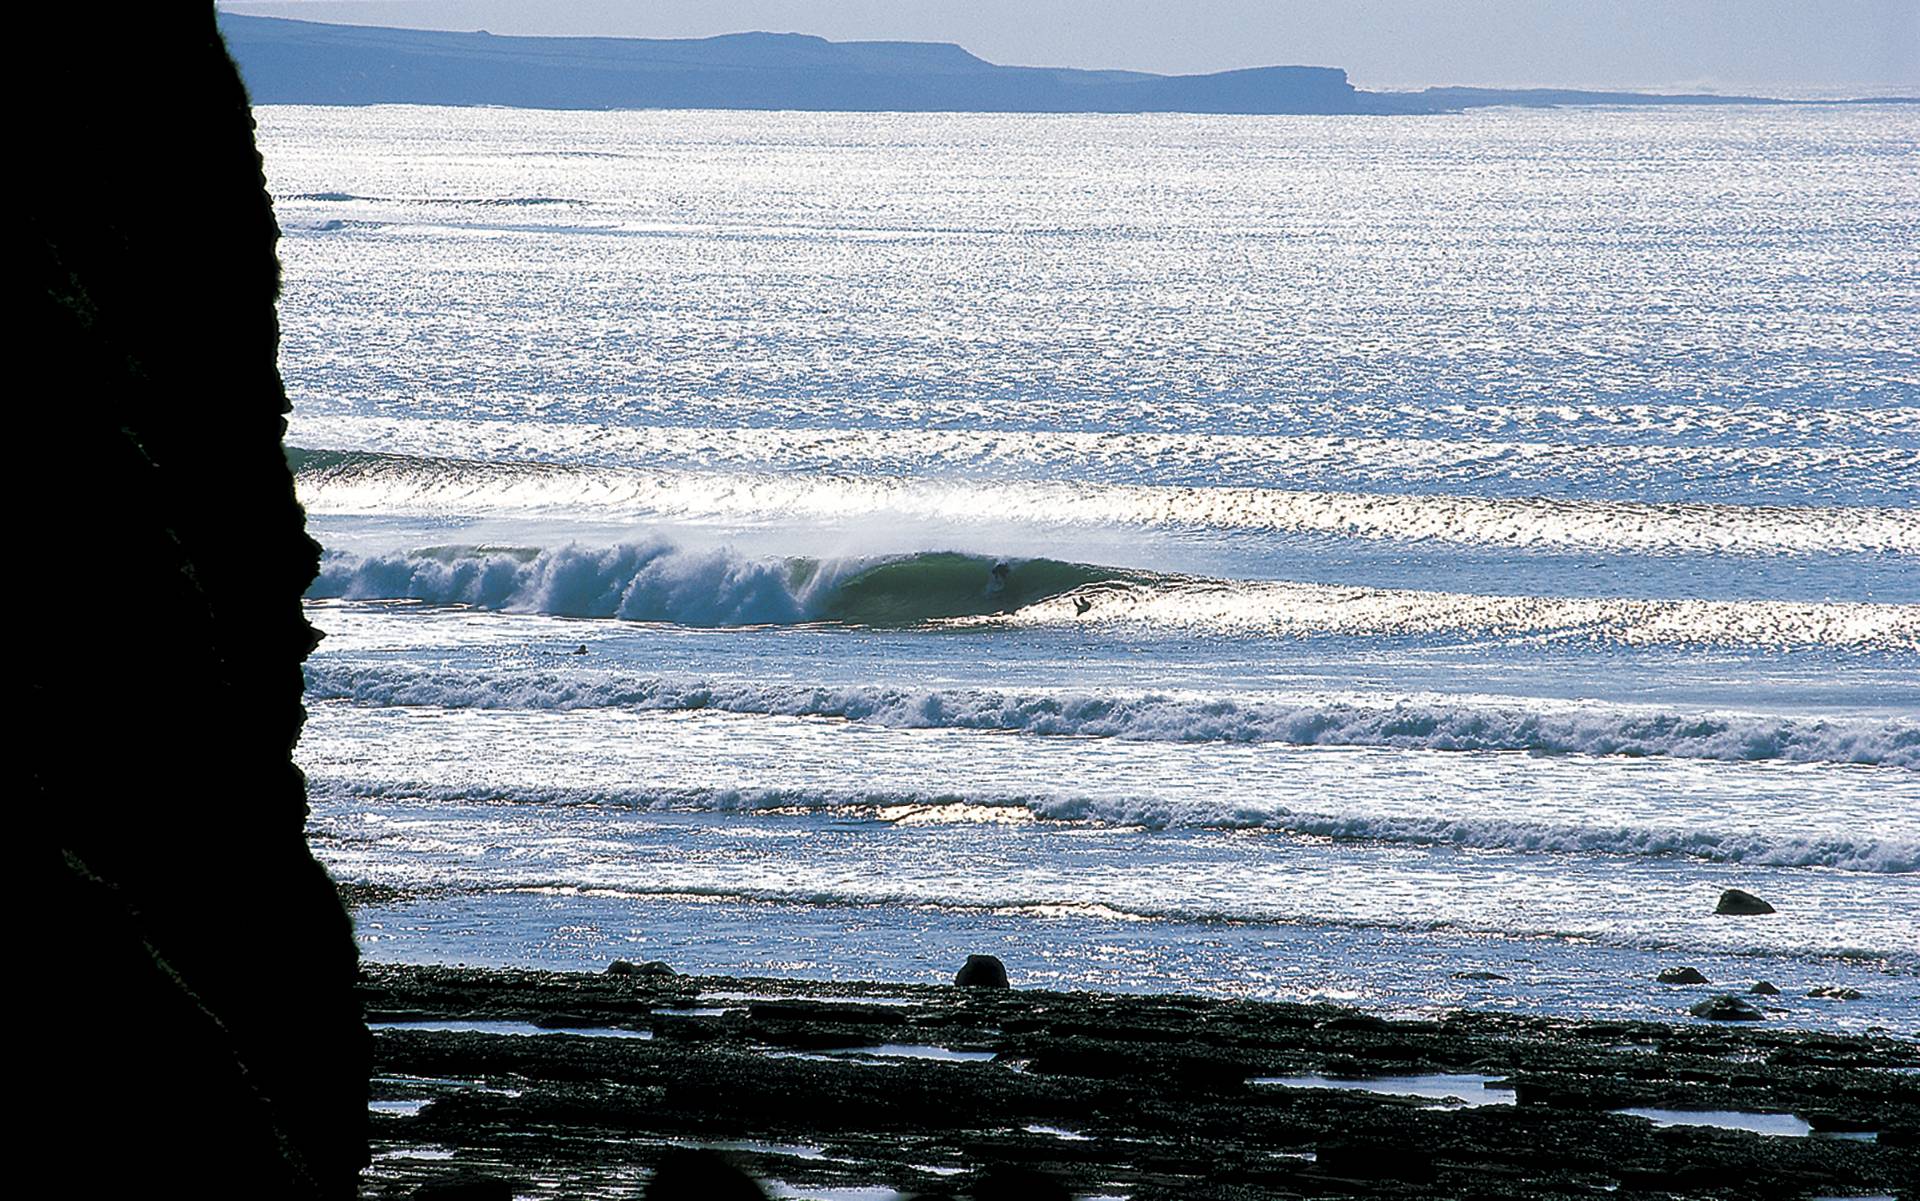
[360, 963, 1916, 1200]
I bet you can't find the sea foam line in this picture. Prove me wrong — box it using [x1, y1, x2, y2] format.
[302, 663, 1920, 770]
[306, 777, 1917, 874]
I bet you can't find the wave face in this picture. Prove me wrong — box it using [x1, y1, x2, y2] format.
[304, 663, 1920, 770]
[309, 543, 1126, 626]
[288, 447, 1917, 556]
[306, 777, 1917, 874]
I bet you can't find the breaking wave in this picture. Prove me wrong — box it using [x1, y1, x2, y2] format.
[309, 542, 1125, 626]
[306, 777, 1917, 873]
[302, 663, 1920, 769]
[305, 537, 1918, 648]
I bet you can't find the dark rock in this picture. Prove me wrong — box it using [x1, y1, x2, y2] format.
[1750, 980, 1781, 995]
[1657, 966, 1710, 985]
[1797, 1110, 1879, 1134]
[1690, 994, 1765, 1021]
[1318, 1014, 1392, 1032]
[607, 959, 677, 977]
[357, 963, 1920, 1201]
[1807, 985, 1862, 1000]
[1451, 970, 1510, 981]
[1315, 1140, 1438, 1182]
[968, 1166, 1071, 1200]
[955, 954, 1010, 988]
[414, 1175, 515, 1201]
[1715, 888, 1776, 915]
[26, 7, 363, 1196]
[645, 1149, 768, 1200]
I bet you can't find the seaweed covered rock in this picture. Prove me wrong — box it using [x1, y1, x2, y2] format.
[24, 5, 364, 1196]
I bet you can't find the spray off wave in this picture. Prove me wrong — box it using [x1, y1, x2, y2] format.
[309, 542, 1123, 626]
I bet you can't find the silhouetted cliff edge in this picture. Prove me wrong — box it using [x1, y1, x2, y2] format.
[25, 6, 365, 1196]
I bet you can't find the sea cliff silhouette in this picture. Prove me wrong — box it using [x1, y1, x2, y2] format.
[26, 6, 365, 1195]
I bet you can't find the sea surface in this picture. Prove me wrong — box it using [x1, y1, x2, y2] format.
[258, 103, 1919, 1033]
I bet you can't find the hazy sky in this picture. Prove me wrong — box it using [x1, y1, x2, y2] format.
[219, 1, 1918, 95]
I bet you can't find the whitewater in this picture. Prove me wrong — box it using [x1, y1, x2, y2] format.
[261, 103, 1919, 1032]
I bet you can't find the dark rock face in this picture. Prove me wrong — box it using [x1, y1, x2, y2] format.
[25, 6, 364, 1196]
[955, 954, 1011, 988]
[1658, 967, 1711, 985]
[1751, 980, 1782, 995]
[1716, 888, 1777, 915]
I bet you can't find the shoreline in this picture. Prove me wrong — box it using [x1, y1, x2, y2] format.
[361, 962, 1916, 1200]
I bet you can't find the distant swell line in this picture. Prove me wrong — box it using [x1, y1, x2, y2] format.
[302, 663, 1920, 770]
[288, 447, 1918, 555]
[306, 776, 1917, 873]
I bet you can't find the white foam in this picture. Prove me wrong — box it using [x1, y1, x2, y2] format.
[308, 776, 1918, 873]
[304, 664, 1920, 772]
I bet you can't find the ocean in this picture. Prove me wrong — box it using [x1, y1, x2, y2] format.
[259, 103, 1918, 1033]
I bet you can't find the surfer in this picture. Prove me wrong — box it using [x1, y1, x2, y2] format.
[1074, 596, 1094, 616]
[987, 560, 1011, 596]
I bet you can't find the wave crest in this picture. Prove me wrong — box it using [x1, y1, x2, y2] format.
[306, 777, 1917, 873]
[303, 663, 1920, 770]
[308, 542, 1120, 626]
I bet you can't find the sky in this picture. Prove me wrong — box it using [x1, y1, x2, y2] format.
[218, 1, 1918, 95]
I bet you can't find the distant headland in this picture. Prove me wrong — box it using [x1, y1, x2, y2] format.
[220, 15, 1913, 115]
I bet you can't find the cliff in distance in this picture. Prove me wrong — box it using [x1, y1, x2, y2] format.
[218, 14, 1888, 115]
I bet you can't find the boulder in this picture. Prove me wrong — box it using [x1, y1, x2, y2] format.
[1657, 966, 1709, 985]
[607, 959, 677, 977]
[644, 1149, 768, 1201]
[1690, 994, 1765, 1021]
[1450, 970, 1510, 981]
[1750, 980, 1781, 995]
[1807, 985, 1862, 1000]
[954, 954, 1010, 988]
[1715, 888, 1776, 915]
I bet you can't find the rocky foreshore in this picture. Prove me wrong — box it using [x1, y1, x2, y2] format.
[360, 962, 1916, 1200]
